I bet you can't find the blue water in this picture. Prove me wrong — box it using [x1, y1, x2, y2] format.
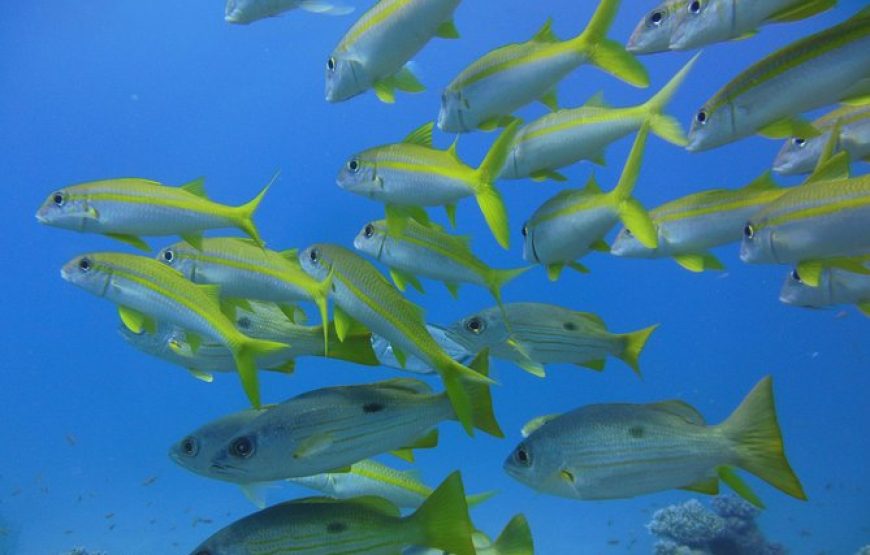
[2, 1, 868, 553]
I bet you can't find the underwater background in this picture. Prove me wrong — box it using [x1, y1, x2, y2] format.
[1, 0, 868, 553]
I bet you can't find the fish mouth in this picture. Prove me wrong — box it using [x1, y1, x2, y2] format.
[685, 134, 703, 152]
[35, 211, 48, 224]
[209, 461, 245, 477]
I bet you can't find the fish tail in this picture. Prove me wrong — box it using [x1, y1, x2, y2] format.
[235, 171, 278, 247]
[720, 376, 807, 501]
[474, 120, 523, 249]
[611, 124, 657, 250]
[233, 337, 288, 408]
[491, 514, 534, 555]
[322, 322, 379, 366]
[617, 323, 658, 376]
[456, 349, 503, 438]
[574, 0, 649, 88]
[408, 472, 475, 555]
[485, 266, 532, 307]
[465, 489, 498, 508]
[643, 53, 699, 146]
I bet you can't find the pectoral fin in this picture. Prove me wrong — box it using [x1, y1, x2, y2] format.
[758, 117, 819, 140]
[546, 263, 564, 281]
[118, 306, 155, 334]
[186, 368, 214, 383]
[530, 169, 568, 182]
[435, 19, 459, 39]
[180, 232, 203, 251]
[292, 433, 334, 459]
[105, 233, 150, 252]
[718, 466, 764, 508]
[679, 476, 719, 495]
[673, 252, 725, 273]
[389, 269, 424, 293]
[391, 345, 408, 369]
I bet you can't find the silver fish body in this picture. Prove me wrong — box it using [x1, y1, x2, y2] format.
[372, 324, 471, 375]
[774, 105, 870, 175]
[523, 191, 616, 265]
[626, 0, 682, 54]
[779, 260, 870, 311]
[225, 0, 350, 24]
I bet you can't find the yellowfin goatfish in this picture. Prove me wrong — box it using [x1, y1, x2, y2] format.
[669, 0, 837, 51]
[741, 155, 870, 273]
[610, 171, 785, 272]
[498, 54, 697, 182]
[289, 459, 495, 509]
[225, 0, 353, 24]
[61, 253, 286, 407]
[521, 124, 657, 281]
[505, 376, 806, 507]
[626, 0, 686, 54]
[120, 300, 378, 382]
[188, 472, 477, 555]
[338, 121, 519, 249]
[207, 370, 501, 482]
[780, 257, 870, 316]
[372, 323, 472, 374]
[405, 514, 534, 555]
[36, 175, 273, 252]
[156, 237, 332, 351]
[686, 8, 870, 151]
[774, 104, 870, 175]
[446, 302, 657, 378]
[353, 218, 529, 303]
[437, 0, 649, 133]
[325, 0, 461, 103]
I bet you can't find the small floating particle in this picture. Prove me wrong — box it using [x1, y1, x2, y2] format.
[141, 475, 158, 487]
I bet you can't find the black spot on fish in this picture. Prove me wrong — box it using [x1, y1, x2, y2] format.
[237, 317, 251, 329]
[363, 402, 384, 413]
[326, 521, 347, 534]
[563, 321, 577, 331]
[629, 426, 644, 438]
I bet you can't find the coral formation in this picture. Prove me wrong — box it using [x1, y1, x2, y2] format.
[647, 495, 786, 555]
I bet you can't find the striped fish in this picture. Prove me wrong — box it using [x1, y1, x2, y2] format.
[225, 0, 354, 24]
[298, 243, 496, 435]
[405, 514, 534, 555]
[371, 323, 471, 374]
[780, 257, 870, 316]
[437, 0, 648, 133]
[189, 472, 477, 555]
[499, 54, 696, 182]
[326, 0, 461, 103]
[687, 7, 870, 151]
[353, 218, 529, 304]
[627, 0, 686, 54]
[36, 175, 273, 252]
[774, 104, 870, 175]
[610, 171, 785, 272]
[337, 121, 519, 249]
[60, 252, 286, 407]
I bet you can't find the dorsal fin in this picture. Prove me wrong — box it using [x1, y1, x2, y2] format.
[180, 177, 207, 198]
[583, 174, 601, 193]
[742, 171, 778, 191]
[648, 400, 706, 425]
[521, 413, 561, 437]
[574, 311, 606, 328]
[531, 17, 559, 43]
[197, 283, 222, 307]
[348, 496, 401, 517]
[403, 122, 434, 147]
[582, 91, 609, 108]
[280, 248, 299, 261]
[806, 151, 850, 184]
[376, 377, 433, 395]
[447, 138, 461, 161]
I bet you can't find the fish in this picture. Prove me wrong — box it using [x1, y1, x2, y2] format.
[60, 252, 286, 407]
[372, 323, 472, 374]
[353, 218, 529, 304]
[521, 124, 657, 281]
[437, 0, 648, 132]
[779, 257, 870, 316]
[119, 300, 378, 382]
[298, 243, 497, 436]
[445, 302, 657, 377]
[325, 0, 461, 103]
[156, 237, 332, 351]
[188, 471, 477, 555]
[207, 367, 501, 482]
[504, 376, 806, 507]
[610, 171, 785, 272]
[741, 153, 870, 271]
[686, 8, 870, 151]
[404, 513, 534, 555]
[774, 104, 870, 175]
[225, 0, 353, 24]
[626, 0, 684, 54]
[498, 54, 697, 182]
[288, 459, 495, 509]
[669, 0, 837, 51]
[35, 175, 274, 252]
[338, 121, 519, 249]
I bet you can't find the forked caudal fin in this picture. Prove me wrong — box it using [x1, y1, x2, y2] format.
[611, 124, 657, 250]
[618, 323, 659, 376]
[474, 120, 523, 249]
[408, 471, 475, 555]
[720, 376, 807, 501]
[441, 349, 498, 437]
[322, 321, 379, 366]
[491, 514, 535, 555]
[573, 0, 649, 88]
[642, 53, 700, 146]
[233, 337, 290, 408]
[456, 349, 503, 438]
[234, 171, 279, 248]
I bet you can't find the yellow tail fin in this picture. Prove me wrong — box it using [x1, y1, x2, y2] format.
[409, 472, 475, 555]
[475, 120, 523, 249]
[491, 514, 535, 555]
[643, 53, 699, 146]
[618, 323, 658, 376]
[573, 0, 649, 87]
[235, 171, 279, 247]
[233, 337, 288, 408]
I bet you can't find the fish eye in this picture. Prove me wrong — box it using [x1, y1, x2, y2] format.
[465, 316, 485, 335]
[363, 224, 374, 238]
[624, 228, 633, 237]
[791, 269, 802, 283]
[347, 158, 360, 173]
[649, 11, 663, 25]
[230, 436, 255, 459]
[514, 446, 531, 466]
[181, 436, 199, 457]
[52, 191, 66, 206]
[309, 248, 321, 264]
[78, 257, 92, 272]
[162, 249, 175, 263]
[688, 0, 701, 13]
[521, 223, 528, 237]
[696, 110, 707, 125]
[792, 137, 806, 148]
[327, 56, 336, 71]
[743, 223, 755, 239]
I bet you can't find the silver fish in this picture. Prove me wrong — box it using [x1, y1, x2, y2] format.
[779, 258, 870, 316]
[225, 0, 353, 24]
[774, 104, 870, 175]
[626, 0, 684, 54]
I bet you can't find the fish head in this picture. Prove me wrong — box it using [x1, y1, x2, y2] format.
[224, 0, 255, 24]
[626, 2, 678, 54]
[36, 187, 97, 231]
[739, 218, 776, 263]
[503, 437, 564, 495]
[325, 52, 367, 103]
[448, 307, 507, 353]
[173, 409, 268, 481]
[156, 242, 197, 280]
[189, 534, 245, 555]
[773, 135, 822, 175]
[669, 0, 729, 51]
[60, 253, 112, 297]
[352, 220, 387, 258]
[336, 149, 381, 196]
[169, 432, 210, 475]
[298, 243, 334, 282]
[520, 220, 539, 263]
[610, 225, 655, 257]
[437, 88, 471, 133]
[686, 100, 733, 152]
[779, 267, 831, 308]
